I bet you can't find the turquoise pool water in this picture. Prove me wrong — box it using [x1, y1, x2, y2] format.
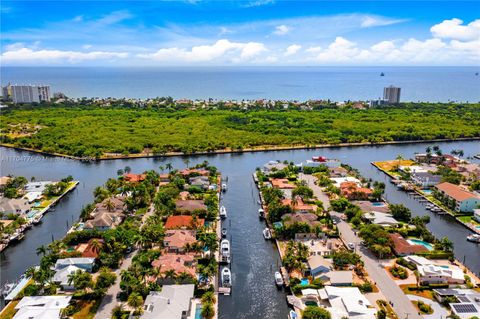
[372, 202, 386, 206]
[408, 239, 434, 251]
[422, 189, 433, 195]
[195, 304, 202, 319]
[300, 278, 309, 286]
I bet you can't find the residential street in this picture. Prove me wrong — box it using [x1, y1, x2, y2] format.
[299, 174, 422, 319]
[94, 190, 157, 319]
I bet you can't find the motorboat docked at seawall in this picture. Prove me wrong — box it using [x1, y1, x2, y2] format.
[467, 234, 480, 243]
[263, 228, 272, 240]
[221, 183, 227, 192]
[275, 271, 284, 286]
[221, 267, 232, 287]
[258, 208, 265, 219]
[221, 227, 227, 238]
[221, 239, 231, 263]
[220, 206, 227, 219]
[288, 310, 298, 319]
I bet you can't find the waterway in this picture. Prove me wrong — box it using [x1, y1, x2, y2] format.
[1, 140, 479, 317]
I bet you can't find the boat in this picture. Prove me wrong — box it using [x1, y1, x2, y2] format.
[263, 228, 272, 240]
[221, 239, 231, 263]
[1, 282, 15, 298]
[380, 72, 385, 76]
[288, 310, 298, 319]
[275, 271, 284, 286]
[221, 183, 227, 192]
[220, 206, 227, 219]
[221, 267, 232, 287]
[221, 228, 227, 238]
[467, 234, 480, 243]
[32, 217, 42, 225]
[258, 208, 265, 219]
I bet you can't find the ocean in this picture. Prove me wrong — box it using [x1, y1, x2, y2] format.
[1, 66, 479, 102]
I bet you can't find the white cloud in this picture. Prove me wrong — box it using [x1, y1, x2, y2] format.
[137, 39, 266, 63]
[315, 37, 359, 62]
[273, 25, 290, 35]
[242, 0, 275, 8]
[285, 44, 301, 56]
[360, 16, 407, 28]
[431, 18, 480, 41]
[306, 46, 322, 53]
[370, 40, 396, 52]
[97, 10, 133, 25]
[219, 27, 232, 36]
[1, 47, 128, 64]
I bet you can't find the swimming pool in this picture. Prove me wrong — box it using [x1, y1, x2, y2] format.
[372, 202, 386, 207]
[194, 304, 203, 319]
[408, 239, 434, 251]
[422, 189, 433, 195]
[300, 278, 309, 286]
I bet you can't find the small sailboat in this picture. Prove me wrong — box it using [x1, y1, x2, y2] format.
[221, 183, 227, 192]
[258, 208, 265, 219]
[380, 72, 385, 76]
[221, 239, 231, 264]
[275, 271, 284, 287]
[221, 267, 232, 287]
[221, 228, 227, 238]
[220, 206, 227, 219]
[263, 228, 272, 240]
[467, 234, 480, 243]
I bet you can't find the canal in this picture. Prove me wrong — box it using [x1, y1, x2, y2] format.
[1, 140, 479, 317]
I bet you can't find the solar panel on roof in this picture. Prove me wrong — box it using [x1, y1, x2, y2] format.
[457, 296, 470, 302]
[452, 303, 478, 313]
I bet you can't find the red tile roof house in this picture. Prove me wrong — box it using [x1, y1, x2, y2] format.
[179, 168, 210, 177]
[75, 239, 104, 258]
[340, 182, 373, 200]
[175, 200, 207, 214]
[435, 182, 480, 213]
[164, 230, 197, 253]
[165, 215, 205, 229]
[84, 196, 126, 231]
[151, 252, 197, 279]
[123, 173, 146, 183]
[270, 178, 296, 189]
[159, 174, 171, 186]
[281, 196, 318, 213]
[388, 233, 428, 256]
[282, 212, 321, 228]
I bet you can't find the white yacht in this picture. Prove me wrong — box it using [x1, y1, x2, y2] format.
[275, 271, 284, 286]
[467, 234, 480, 243]
[258, 208, 265, 218]
[220, 206, 227, 219]
[221, 239, 231, 263]
[263, 228, 272, 240]
[221, 267, 232, 287]
[221, 183, 227, 192]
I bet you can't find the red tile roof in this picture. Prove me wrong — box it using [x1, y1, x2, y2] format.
[123, 173, 146, 183]
[76, 238, 104, 258]
[175, 200, 207, 213]
[270, 178, 296, 189]
[165, 215, 205, 229]
[281, 197, 317, 212]
[164, 230, 197, 250]
[389, 233, 428, 255]
[179, 168, 210, 176]
[435, 182, 479, 202]
[152, 253, 197, 277]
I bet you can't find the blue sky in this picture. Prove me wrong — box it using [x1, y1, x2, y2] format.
[1, 1, 479, 65]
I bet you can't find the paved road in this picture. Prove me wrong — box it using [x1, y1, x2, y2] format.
[331, 211, 423, 319]
[95, 190, 158, 319]
[299, 174, 422, 319]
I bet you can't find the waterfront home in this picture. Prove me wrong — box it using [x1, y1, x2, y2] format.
[159, 174, 171, 185]
[328, 166, 348, 177]
[326, 271, 354, 286]
[353, 200, 390, 214]
[23, 191, 42, 203]
[165, 215, 205, 229]
[52, 265, 82, 290]
[281, 196, 318, 212]
[474, 209, 480, 223]
[363, 211, 399, 227]
[24, 181, 52, 193]
[282, 212, 321, 228]
[296, 235, 341, 256]
[330, 176, 361, 189]
[318, 286, 376, 319]
[83, 211, 124, 231]
[306, 255, 333, 278]
[435, 182, 480, 213]
[263, 160, 287, 173]
[270, 178, 296, 189]
[164, 230, 197, 253]
[54, 257, 95, 272]
[179, 168, 209, 177]
[175, 199, 207, 214]
[123, 173, 146, 183]
[141, 284, 195, 319]
[433, 288, 480, 319]
[454, 163, 480, 181]
[339, 181, 373, 200]
[0, 176, 11, 191]
[417, 264, 465, 285]
[12, 295, 72, 319]
[415, 153, 459, 165]
[388, 233, 428, 256]
[93, 196, 126, 214]
[411, 172, 442, 188]
[75, 238, 104, 258]
[151, 252, 197, 278]
[188, 176, 210, 189]
[0, 197, 31, 215]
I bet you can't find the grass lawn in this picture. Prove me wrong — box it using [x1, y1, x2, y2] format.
[72, 299, 101, 319]
[374, 160, 415, 172]
[399, 284, 434, 300]
[0, 300, 20, 319]
[412, 300, 434, 315]
[458, 216, 480, 225]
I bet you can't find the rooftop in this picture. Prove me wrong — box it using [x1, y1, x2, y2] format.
[435, 182, 479, 201]
[141, 284, 194, 319]
[165, 215, 205, 229]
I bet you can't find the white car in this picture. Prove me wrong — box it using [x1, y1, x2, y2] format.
[347, 242, 355, 250]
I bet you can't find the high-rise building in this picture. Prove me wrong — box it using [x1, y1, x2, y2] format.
[383, 85, 401, 104]
[2, 84, 51, 104]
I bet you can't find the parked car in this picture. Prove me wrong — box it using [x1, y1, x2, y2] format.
[347, 242, 355, 250]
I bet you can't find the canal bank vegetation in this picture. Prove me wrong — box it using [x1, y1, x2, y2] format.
[1, 103, 479, 158]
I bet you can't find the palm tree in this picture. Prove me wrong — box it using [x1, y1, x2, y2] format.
[117, 169, 124, 176]
[36, 245, 48, 256]
[163, 269, 177, 281]
[25, 266, 38, 280]
[158, 165, 165, 172]
[127, 292, 144, 311]
[201, 302, 215, 319]
[90, 239, 103, 254]
[440, 237, 454, 252]
[165, 163, 173, 172]
[124, 166, 131, 174]
[201, 291, 216, 304]
[104, 198, 115, 212]
[183, 158, 190, 168]
[395, 154, 404, 170]
[425, 146, 432, 154]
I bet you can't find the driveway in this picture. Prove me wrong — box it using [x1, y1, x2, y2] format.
[407, 295, 449, 319]
[299, 173, 330, 210]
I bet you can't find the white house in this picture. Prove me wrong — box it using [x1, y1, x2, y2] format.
[363, 211, 399, 227]
[13, 296, 72, 319]
[54, 257, 95, 272]
[141, 284, 195, 319]
[474, 209, 480, 223]
[435, 182, 480, 213]
[52, 265, 82, 290]
[319, 286, 376, 319]
[417, 264, 465, 285]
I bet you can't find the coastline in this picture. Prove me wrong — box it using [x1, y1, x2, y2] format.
[2, 136, 480, 162]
